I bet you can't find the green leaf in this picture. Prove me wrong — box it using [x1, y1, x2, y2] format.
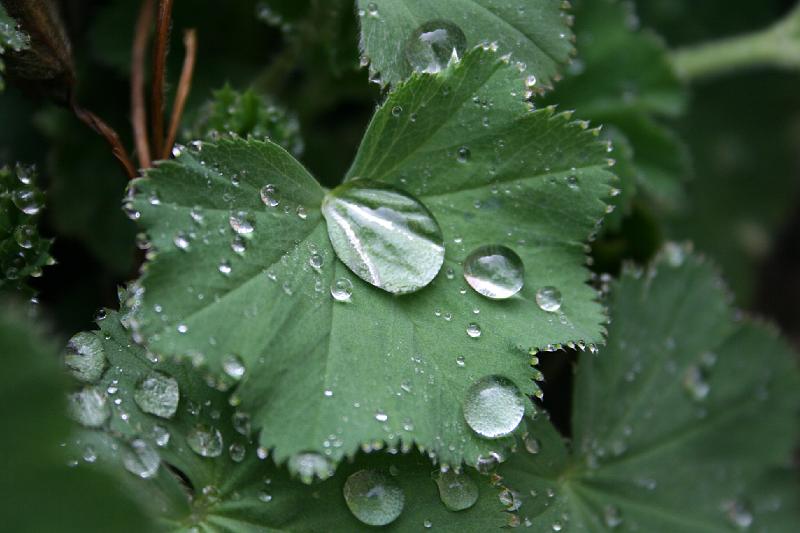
[186, 85, 304, 158]
[0, 163, 52, 294]
[66, 309, 507, 531]
[0, 304, 152, 532]
[357, 0, 574, 87]
[496, 250, 800, 530]
[322, 180, 445, 294]
[544, 0, 689, 219]
[129, 48, 614, 468]
[0, 4, 30, 91]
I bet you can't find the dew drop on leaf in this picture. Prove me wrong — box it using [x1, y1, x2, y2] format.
[434, 470, 479, 511]
[456, 146, 471, 163]
[466, 323, 482, 338]
[133, 371, 180, 418]
[228, 442, 246, 462]
[67, 386, 111, 428]
[523, 432, 540, 454]
[152, 424, 171, 447]
[683, 364, 710, 401]
[404, 20, 467, 74]
[535, 286, 562, 312]
[260, 184, 279, 207]
[343, 470, 405, 526]
[331, 278, 353, 302]
[463, 245, 524, 299]
[229, 211, 254, 235]
[463, 375, 525, 438]
[187, 424, 224, 457]
[604, 504, 623, 528]
[321, 180, 445, 294]
[222, 354, 246, 380]
[723, 500, 754, 530]
[122, 439, 160, 479]
[64, 332, 106, 383]
[288, 452, 333, 484]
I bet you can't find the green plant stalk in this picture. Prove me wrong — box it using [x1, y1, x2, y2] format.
[672, 5, 800, 81]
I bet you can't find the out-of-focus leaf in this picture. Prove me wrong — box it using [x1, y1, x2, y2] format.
[497, 250, 800, 530]
[0, 304, 152, 533]
[0, 163, 52, 295]
[356, 0, 574, 87]
[185, 85, 304, 157]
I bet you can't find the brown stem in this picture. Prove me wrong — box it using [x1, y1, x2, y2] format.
[150, 0, 174, 157]
[71, 101, 137, 180]
[132, 0, 155, 169]
[163, 29, 197, 159]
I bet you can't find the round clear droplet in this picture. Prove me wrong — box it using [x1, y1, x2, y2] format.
[222, 354, 246, 380]
[535, 286, 562, 312]
[187, 424, 223, 457]
[67, 386, 111, 428]
[434, 470, 479, 511]
[463, 245, 524, 300]
[343, 470, 405, 526]
[463, 375, 525, 439]
[331, 278, 353, 302]
[405, 20, 467, 74]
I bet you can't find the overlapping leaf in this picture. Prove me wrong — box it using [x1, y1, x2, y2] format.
[495, 250, 800, 530]
[544, 0, 689, 223]
[357, 0, 574, 87]
[129, 48, 614, 468]
[0, 4, 29, 91]
[65, 310, 507, 531]
[0, 305, 152, 533]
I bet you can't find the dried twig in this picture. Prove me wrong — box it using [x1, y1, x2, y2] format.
[163, 29, 197, 159]
[71, 102, 137, 179]
[150, 0, 174, 156]
[132, 0, 155, 169]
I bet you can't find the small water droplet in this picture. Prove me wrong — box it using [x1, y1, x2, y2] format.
[229, 212, 254, 235]
[187, 424, 223, 457]
[375, 410, 388, 422]
[228, 442, 246, 462]
[122, 439, 160, 479]
[232, 411, 251, 436]
[331, 278, 353, 302]
[260, 184, 279, 207]
[434, 470, 479, 511]
[724, 500, 753, 530]
[604, 505, 623, 528]
[466, 323, 482, 338]
[405, 20, 467, 74]
[134, 372, 180, 418]
[463, 245, 524, 299]
[523, 432, 540, 454]
[309, 253, 324, 269]
[463, 376, 525, 438]
[152, 425, 171, 447]
[289, 452, 333, 484]
[456, 146, 471, 163]
[343, 470, 405, 526]
[64, 332, 106, 383]
[535, 286, 562, 312]
[174, 232, 191, 251]
[67, 386, 110, 428]
[219, 260, 232, 276]
[222, 354, 246, 380]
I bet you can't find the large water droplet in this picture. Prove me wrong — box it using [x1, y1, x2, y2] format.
[434, 470, 479, 511]
[405, 20, 467, 74]
[187, 424, 223, 457]
[288, 452, 333, 484]
[343, 470, 405, 526]
[535, 286, 562, 312]
[463, 376, 525, 438]
[122, 439, 160, 479]
[463, 245, 524, 299]
[67, 387, 111, 428]
[64, 332, 106, 383]
[331, 278, 353, 302]
[466, 323, 482, 338]
[322, 181, 445, 294]
[134, 372, 180, 418]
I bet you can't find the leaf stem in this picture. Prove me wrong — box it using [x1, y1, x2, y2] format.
[71, 102, 137, 179]
[150, 0, 174, 156]
[672, 4, 800, 81]
[162, 29, 197, 160]
[132, 0, 155, 169]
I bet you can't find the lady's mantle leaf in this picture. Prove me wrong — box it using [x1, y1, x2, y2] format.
[65, 311, 507, 531]
[357, 0, 574, 87]
[322, 180, 445, 294]
[496, 249, 800, 530]
[129, 48, 614, 468]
